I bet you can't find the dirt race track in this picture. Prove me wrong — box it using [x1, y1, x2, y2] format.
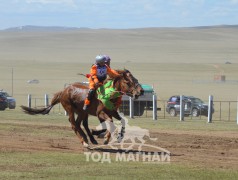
[1, 121, 238, 170]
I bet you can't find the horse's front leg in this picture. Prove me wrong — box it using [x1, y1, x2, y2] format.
[97, 111, 116, 144]
[112, 111, 126, 143]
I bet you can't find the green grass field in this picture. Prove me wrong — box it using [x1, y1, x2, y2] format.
[1, 110, 238, 180]
[1, 151, 238, 180]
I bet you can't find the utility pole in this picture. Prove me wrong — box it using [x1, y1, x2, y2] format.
[12, 68, 14, 96]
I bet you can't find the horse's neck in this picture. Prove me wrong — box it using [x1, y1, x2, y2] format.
[113, 78, 122, 92]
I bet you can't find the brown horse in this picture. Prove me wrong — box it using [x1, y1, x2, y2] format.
[21, 69, 144, 147]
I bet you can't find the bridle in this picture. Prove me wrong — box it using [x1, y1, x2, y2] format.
[116, 71, 140, 97]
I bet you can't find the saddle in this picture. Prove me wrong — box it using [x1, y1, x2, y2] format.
[96, 80, 121, 110]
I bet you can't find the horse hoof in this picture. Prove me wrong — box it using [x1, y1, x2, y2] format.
[103, 140, 109, 145]
[91, 129, 96, 136]
[117, 133, 124, 143]
[92, 140, 98, 145]
[83, 142, 89, 148]
[98, 133, 105, 139]
[117, 137, 122, 143]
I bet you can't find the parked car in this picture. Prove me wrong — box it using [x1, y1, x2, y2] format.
[166, 95, 214, 117]
[0, 93, 8, 110]
[0, 90, 16, 109]
[27, 79, 39, 84]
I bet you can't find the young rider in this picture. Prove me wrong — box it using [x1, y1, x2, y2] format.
[85, 55, 110, 78]
[103, 55, 123, 110]
[104, 55, 111, 67]
[83, 55, 121, 110]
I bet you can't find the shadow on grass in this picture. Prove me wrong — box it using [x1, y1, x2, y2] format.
[87, 145, 182, 156]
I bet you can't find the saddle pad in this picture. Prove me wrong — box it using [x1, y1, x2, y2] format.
[96, 80, 121, 110]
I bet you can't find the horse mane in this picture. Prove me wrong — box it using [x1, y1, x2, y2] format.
[116, 69, 130, 74]
[106, 69, 128, 88]
[115, 69, 125, 74]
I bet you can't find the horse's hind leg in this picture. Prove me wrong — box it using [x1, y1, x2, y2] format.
[81, 114, 98, 144]
[68, 111, 89, 147]
[75, 114, 89, 144]
[91, 117, 109, 138]
[91, 129, 107, 137]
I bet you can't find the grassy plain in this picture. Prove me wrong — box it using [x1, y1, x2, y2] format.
[1, 26, 238, 106]
[1, 110, 238, 180]
[1, 61, 238, 105]
[0, 26, 238, 179]
[1, 151, 237, 180]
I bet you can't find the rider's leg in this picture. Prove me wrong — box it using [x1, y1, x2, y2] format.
[83, 79, 95, 110]
[83, 89, 95, 110]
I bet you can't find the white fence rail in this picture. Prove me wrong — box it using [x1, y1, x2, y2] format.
[26, 94, 238, 123]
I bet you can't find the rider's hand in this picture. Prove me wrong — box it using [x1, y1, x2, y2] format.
[95, 82, 102, 88]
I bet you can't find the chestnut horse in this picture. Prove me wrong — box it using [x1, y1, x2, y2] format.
[21, 69, 144, 147]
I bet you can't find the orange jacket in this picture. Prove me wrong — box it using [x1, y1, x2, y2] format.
[90, 64, 120, 84]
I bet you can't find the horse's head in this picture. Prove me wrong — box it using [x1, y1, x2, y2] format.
[116, 69, 144, 99]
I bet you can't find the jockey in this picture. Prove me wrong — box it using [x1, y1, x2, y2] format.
[84, 54, 122, 110]
[83, 55, 121, 110]
[103, 55, 122, 110]
[85, 55, 111, 78]
[104, 55, 111, 67]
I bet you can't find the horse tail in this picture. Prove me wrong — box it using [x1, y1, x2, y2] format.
[51, 91, 62, 106]
[21, 91, 62, 115]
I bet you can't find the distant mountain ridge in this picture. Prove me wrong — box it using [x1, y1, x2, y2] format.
[2, 25, 238, 32]
[190, 24, 238, 29]
[2, 25, 90, 32]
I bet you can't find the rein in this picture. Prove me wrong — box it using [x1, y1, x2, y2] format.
[113, 72, 136, 97]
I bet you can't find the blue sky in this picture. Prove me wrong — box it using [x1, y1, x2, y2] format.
[0, 0, 238, 29]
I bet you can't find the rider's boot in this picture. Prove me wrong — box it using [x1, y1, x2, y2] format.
[83, 99, 90, 110]
[83, 89, 95, 111]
